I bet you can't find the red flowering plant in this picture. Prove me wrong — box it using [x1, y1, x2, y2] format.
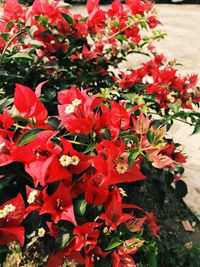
[0, 0, 199, 266]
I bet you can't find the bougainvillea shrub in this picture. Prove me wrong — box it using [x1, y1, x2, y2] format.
[0, 0, 200, 266]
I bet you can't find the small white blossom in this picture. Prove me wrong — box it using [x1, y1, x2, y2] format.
[187, 88, 193, 93]
[59, 155, 71, 167]
[70, 155, 80, 166]
[65, 104, 75, 114]
[38, 227, 45, 237]
[0, 209, 7, 219]
[72, 98, 82, 106]
[27, 190, 38, 204]
[119, 187, 127, 197]
[116, 163, 129, 174]
[4, 204, 16, 213]
[167, 94, 175, 103]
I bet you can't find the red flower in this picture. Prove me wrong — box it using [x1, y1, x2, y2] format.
[145, 212, 160, 238]
[58, 86, 103, 134]
[47, 238, 84, 267]
[14, 84, 48, 124]
[0, 110, 14, 138]
[0, 194, 25, 246]
[112, 250, 136, 267]
[149, 150, 174, 169]
[81, 170, 109, 206]
[14, 131, 72, 186]
[99, 187, 132, 230]
[0, 136, 16, 167]
[40, 182, 76, 225]
[94, 140, 145, 184]
[73, 222, 101, 253]
[95, 102, 131, 140]
[3, 0, 24, 22]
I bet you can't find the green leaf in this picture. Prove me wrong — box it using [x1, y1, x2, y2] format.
[84, 142, 96, 154]
[123, 134, 139, 146]
[0, 245, 10, 264]
[61, 13, 74, 25]
[147, 129, 155, 144]
[175, 180, 188, 198]
[75, 199, 87, 216]
[0, 97, 13, 112]
[100, 128, 111, 140]
[105, 238, 123, 251]
[148, 253, 157, 267]
[47, 117, 60, 130]
[6, 21, 15, 29]
[0, 173, 15, 190]
[192, 121, 200, 135]
[17, 128, 45, 146]
[128, 41, 135, 50]
[55, 233, 70, 250]
[10, 52, 33, 60]
[139, 20, 148, 30]
[128, 149, 140, 166]
[0, 33, 9, 42]
[115, 34, 128, 42]
[168, 99, 181, 113]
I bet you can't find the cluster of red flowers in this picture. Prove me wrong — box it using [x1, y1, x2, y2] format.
[119, 54, 200, 109]
[0, 82, 187, 266]
[0, 0, 199, 266]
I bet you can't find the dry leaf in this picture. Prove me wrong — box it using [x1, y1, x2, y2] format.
[181, 220, 195, 232]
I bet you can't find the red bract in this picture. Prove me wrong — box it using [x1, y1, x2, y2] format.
[95, 102, 131, 140]
[47, 238, 84, 267]
[58, 86, 103, 134]
[94, 140, 145, 184]
[99, 187, 133, 230]
[40, 182, 76, 225]
[0, 136, 17, 167]
[112, 248, 137, 267]
[14, 131, 72, 186]
[0, 194, 25, 246]
[0, 110, 14, 138]
[73, 222, 101, 253]
[79, 170, 109, 206]
[3, 0, 24, 22]
[14, 84, 48, 124]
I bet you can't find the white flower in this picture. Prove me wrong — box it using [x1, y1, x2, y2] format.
[70, 155, 80, 166]
[4, 204, 16, 213]
[27, 190, 38, 204]
[65, 104, 75, 114]
[72, 98, 82, 106]
[0, 209, 7, 219]
[119, 187, 127, 197]
[116, 163, 129, 174]
[38, 227, 45, 237]
[167, 94, 175, 103]
[187, 88, 193, 93]
[59, 155, 71, 167]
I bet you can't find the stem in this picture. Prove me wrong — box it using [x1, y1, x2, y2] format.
[13, 123, 29, 130]
[0, 29, 26, 64]
[108, 25, 130, 40]
[68, 140, 88, 146]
